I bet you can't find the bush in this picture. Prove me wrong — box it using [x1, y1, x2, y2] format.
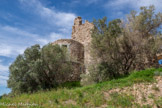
[81, 6, 162, 85]
[8, 44, 72, 94]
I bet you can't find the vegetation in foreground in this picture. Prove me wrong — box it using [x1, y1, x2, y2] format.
[81, 5, 162, 85]
[1, 68, 162, 108]
[8, 44, 73, 94]
[7, 6, 162, 95]
[2, 5, 161, 108]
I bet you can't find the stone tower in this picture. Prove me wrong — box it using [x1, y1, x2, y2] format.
[72, 17, 94, 45]
[72, 17, 94, 73]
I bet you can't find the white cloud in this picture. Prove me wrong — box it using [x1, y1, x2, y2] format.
[0, 43, 25, 57]
[0, 79, 8, 86]
[0, 0, 77, 58]
[1, 26, 39, 39]
[0, 63, 9, 86]
[0, 25, 39, 57]
[0, 25, 67, 57]
[19, 0, 77, 33]
[105, 0, 162, 12]
[36, 38, 49, 45]
[0, 75, 8, 80]
[0, 64, 8, 72]
[0, 46, 12, 57]
[104, 0, 162, 19]
[36, 32, 65, 45]
[49, 32, 65, 40]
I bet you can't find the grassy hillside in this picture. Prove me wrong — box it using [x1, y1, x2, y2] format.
[0, 68, 162, 108]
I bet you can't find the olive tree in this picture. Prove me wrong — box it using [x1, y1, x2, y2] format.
[8, 44, 72, 94]
[81, 6, 162, 85]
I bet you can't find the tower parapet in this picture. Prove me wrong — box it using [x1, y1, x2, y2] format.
[72, 17, 94, 45]
[72, 17, 94, 73]
[74, 16, 82, 26]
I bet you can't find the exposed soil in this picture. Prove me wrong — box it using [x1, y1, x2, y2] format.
[104, 76, 162, 108]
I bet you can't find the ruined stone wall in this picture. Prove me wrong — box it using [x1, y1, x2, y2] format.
[72, 17, 94, 73]
[52, 39, 84, 63]
[52, 17, 94, 80]
[72, 17, 94, 45]
[52, 39, 84, 81]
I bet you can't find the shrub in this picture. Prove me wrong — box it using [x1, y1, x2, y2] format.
[8, 44, 72, 94]
[81, 6, 162, 85]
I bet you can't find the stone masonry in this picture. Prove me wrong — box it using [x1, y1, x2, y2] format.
[52, 39, 84, 81]
[52, 16, 94, 81]
[53, 39, 84, 64]
[52, 16, 162, 81]
[72, 17, 94, 73]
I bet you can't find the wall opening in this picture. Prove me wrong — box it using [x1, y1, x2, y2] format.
[62, 45, 67, 48]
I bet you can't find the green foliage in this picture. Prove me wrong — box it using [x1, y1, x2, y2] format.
[87, 18, 122, 83]
[82, 6, 162, 84]
[58, 81, 81, 89]
[107, 92, 135, 107]
[41, 44, 72, 87]
[1, 68, 161, 108]
[154, 97, 162, 108]
[8, 44, 42, 94]
[130, 6, 162, 36]
[8, 44, 72, 94]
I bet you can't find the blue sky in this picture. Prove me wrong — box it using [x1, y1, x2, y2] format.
[0, 0, 161, 96]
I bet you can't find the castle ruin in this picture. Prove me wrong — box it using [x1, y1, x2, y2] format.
[52, 17, 162, 81]
[52, 17, 94, 81]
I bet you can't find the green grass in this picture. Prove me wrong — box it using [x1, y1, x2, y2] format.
[0, 68, 162, 108]
[107, 92, 135, 107]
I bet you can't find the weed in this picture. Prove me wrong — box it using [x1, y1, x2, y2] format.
[107, 92, 135, 107]
[152, 85, 160, 91]
[0, 68, 161, 108]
